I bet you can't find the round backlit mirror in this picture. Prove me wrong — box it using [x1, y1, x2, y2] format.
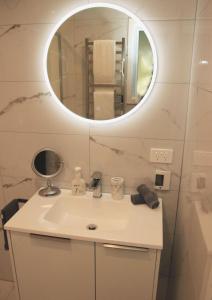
[32, 148, 63, 196]
[45, 4, 157, 121]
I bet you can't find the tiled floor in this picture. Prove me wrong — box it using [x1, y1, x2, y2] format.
[0, 280, 16, 300]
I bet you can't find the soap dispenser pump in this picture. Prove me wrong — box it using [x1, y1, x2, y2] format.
[72, 166, 86, 195]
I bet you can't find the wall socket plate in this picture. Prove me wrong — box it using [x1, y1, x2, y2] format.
[150, 148, 173, 164]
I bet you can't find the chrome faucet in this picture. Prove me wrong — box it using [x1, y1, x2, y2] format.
[89, 171, 102, 198]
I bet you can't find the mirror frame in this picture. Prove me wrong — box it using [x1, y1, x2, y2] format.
[43, 2, 158, 124]
[32, 147, 64, 179]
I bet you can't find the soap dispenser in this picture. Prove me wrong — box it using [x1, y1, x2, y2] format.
[72, 166, 86, 195]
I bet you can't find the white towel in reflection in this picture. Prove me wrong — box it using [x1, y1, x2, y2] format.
[94, 88, 115, 120]
[93, 40, 116, 84]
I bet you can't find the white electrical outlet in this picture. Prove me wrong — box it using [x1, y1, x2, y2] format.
[150, 148, 173, 164]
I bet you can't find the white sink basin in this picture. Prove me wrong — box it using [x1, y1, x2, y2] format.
[44, 194, 129, 231]
[5, 189, 163, 249]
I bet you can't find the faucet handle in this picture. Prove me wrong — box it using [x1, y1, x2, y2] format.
[89, 172, 102, 196]
[90, 178, 100, 188]
[91, 171, 102, 180]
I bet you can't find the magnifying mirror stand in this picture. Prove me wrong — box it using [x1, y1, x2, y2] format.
[39, 179, 61, 197]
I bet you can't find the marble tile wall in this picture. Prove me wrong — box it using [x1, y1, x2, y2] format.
[169, 0, 212, 299]
[0, 0, 197, 299]
[0, 280, 15, 300]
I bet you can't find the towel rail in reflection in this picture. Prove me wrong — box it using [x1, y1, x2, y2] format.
[85, 38, 126, 119]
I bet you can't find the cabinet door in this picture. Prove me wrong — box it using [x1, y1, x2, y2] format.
[96, 243, 156, 300]
[10, 232, 95, 300]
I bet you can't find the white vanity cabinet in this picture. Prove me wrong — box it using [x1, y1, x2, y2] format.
[9, 232, 160, 300]
[96, 243, 160, 300]
[10, 231, 95, 300]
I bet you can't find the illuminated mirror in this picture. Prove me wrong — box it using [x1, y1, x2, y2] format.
[46, 5, 157, 121]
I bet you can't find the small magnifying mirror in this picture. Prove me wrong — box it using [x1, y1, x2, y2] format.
[32, 148, 63, 197]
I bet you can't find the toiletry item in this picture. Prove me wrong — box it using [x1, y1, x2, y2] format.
[111, 177, 124, 200]
[72, 167, 86, 195]
[137, 184, 150, 195]
[132, 184, 159, 209]
[131, 194, 145, 205]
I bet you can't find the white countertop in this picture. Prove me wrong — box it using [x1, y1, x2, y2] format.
[5, 189, 163, 250]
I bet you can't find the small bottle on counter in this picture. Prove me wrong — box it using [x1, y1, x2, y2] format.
[111, 177, 124, 200]
[72, 166, 86, 195]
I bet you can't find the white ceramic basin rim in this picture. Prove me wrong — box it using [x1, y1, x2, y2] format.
[44, 193, 129, 231]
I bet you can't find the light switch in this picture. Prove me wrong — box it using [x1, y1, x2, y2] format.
[154, 170, 171, 191]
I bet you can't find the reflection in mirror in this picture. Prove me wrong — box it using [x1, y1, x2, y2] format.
[47, 6, 155, 120]
[32, 149, 63, 197]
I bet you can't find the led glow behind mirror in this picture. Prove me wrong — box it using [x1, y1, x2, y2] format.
[44, 3, 157, 123]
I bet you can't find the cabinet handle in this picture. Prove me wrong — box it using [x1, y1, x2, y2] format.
[103, 244, 149, 252]
[30, 233, 71, 242]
